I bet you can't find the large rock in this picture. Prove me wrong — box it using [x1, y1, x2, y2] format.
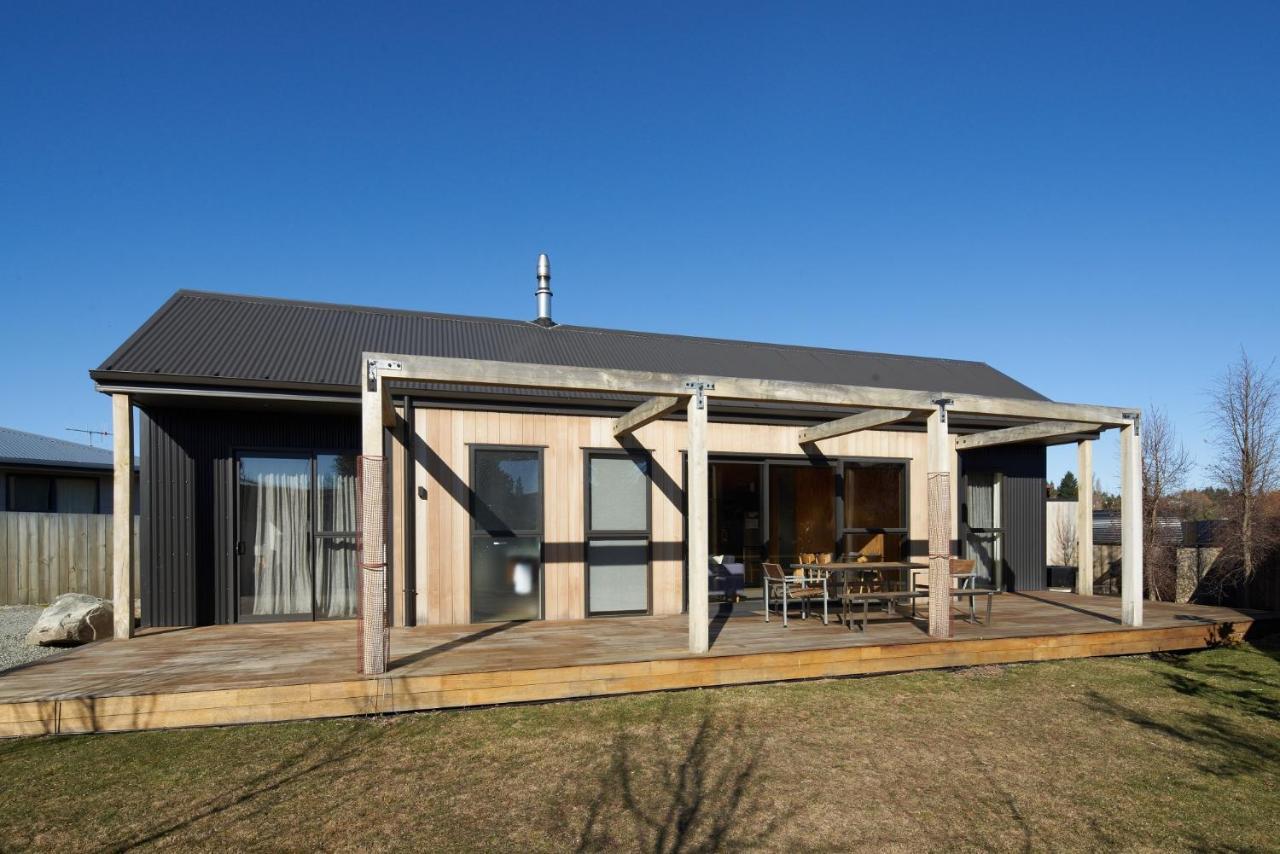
[25, 593, 114, 646]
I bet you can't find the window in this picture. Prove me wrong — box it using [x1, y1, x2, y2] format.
[56, 478, 99, 513]
[6, 474, 99, 513]
[470, 447, 543, 622]
[586, 451, 651, 615]
[8, 475, 53, 512]
[840, 462, 908, 561]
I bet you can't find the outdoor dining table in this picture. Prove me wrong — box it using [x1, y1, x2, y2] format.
[790, 561, 929, 623]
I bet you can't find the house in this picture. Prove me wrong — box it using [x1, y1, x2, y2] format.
[90, 262, 1144, 672]
[0, 426, 133, 514]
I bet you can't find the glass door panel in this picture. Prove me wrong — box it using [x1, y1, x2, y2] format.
[841, 462, 909, 561]
[710, 462, 763, 587]
[238, 455, 313, 620]
[315, 454, 357, 618]
[768, 465, 836, 570]
[964, 472, 1003, 587]
[471, 448, 543, 622]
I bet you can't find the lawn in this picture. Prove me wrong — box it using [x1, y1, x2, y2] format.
[1, 635, 1277, 853]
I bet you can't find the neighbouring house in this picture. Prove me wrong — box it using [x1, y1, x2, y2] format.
[90, 263, 1146, 667]
[0, 426, 135, 514]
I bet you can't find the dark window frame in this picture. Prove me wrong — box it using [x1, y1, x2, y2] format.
[838, 459, 911, 561]
[5, 473, 101, 514]
[681, 451, 914, 612]
[468, 444, 545, 622]
[583, 448, 653, 617]
[231, 447, 358, 624]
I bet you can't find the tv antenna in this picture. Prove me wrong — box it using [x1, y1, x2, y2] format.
[66, 427, 110, 448]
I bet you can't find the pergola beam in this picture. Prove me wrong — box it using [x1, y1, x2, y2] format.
[364, 353, 1136, 426]
[799, 408, 917, 445]
[953, 420, 1103, 451]
[613, 394, 686, 438]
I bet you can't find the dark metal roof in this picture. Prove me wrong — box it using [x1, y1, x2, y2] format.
[0, 426, 114, 471]
[92, 290, 1049, 401]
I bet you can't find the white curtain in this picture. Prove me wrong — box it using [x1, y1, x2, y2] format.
[252, 472, 312, 615]
[316, 466, 357, 617]
[964, 473, 999, 583]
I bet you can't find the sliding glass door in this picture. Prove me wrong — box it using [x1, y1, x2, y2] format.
[841, 462, 909, 561]
[314, 454, 358, 618]
[238, 455, 314, 621]
[767, 463, 836, 568]
[963, 471, 1003, 588]
[470, 447, 543, 622]
[236, 452, 357, 622]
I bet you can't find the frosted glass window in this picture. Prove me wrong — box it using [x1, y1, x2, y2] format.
[588, 539, 649, 613]
[589, 455, 648, 532]
[471, 536, 542, 621]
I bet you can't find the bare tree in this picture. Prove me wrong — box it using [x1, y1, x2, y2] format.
[1141, 407, 1193, 600]
[1054, 510, 1077, 567]
[1207, 350, 1280, 607]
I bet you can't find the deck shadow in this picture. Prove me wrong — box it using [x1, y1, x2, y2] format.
[388, 621, 519, 671]
[1014, 591, 1122, 625]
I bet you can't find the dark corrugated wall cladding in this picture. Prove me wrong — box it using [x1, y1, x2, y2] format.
[959, 444, 1047, 593]
[139, 406, 358, 627]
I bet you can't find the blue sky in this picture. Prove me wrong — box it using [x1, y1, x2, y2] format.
[2, 2, 1277, 490]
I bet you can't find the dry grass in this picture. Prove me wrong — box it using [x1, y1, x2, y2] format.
[1, 635, 1277, 852]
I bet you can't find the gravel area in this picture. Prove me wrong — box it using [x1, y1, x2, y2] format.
[0, 605, 66, 673]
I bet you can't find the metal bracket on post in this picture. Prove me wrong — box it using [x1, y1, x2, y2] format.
[367, 359, 404, 392]
[1123, 411, 1140, 436]
[932, 397, 954, 424]
[685, 381, 716, 410]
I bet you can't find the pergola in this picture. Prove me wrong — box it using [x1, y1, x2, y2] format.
[337, 353, 1143, 675]
[101, 353, 1140, 671]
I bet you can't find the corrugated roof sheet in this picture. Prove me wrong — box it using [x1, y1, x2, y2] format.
[0, 426, 114, 470]
[92, 290, 1049, 400]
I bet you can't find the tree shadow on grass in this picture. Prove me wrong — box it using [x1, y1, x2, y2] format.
[100, 722, 388, 851]
[573, 706, 776, 853]
[1083, 661, 1280, 780]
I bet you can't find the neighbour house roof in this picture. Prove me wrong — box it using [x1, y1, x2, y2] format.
[92, 291, 1050, 407]
[0, 426, 116, 471]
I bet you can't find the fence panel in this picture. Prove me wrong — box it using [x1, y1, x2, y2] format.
[0, 512, 140, 606]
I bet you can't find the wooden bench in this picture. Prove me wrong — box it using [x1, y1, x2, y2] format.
[841, 588, 999, 631]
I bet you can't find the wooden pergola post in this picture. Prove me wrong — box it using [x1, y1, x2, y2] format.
[112, 393, 134, 639]
[1120, 418, 1143, 626]
[359, 362, 392, 674]
[926, 401, 953, 639]
[686, 388, 710, 654]
[1076, 439, 1094, 596]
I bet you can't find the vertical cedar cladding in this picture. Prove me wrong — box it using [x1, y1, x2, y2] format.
[958, 443, 1047, 593]
[138, 406, 359, 627]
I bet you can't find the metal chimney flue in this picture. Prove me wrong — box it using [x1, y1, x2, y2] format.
[533, 253, 555, 326]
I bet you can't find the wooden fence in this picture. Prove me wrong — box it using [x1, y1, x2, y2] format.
[0, 512, 140, 606]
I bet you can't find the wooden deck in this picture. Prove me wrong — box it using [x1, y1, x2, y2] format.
[0, 592, 1270, 737]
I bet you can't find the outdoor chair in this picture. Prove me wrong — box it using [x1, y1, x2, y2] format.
[763, 561, 829, 627]
[918, 558, 988, 622]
